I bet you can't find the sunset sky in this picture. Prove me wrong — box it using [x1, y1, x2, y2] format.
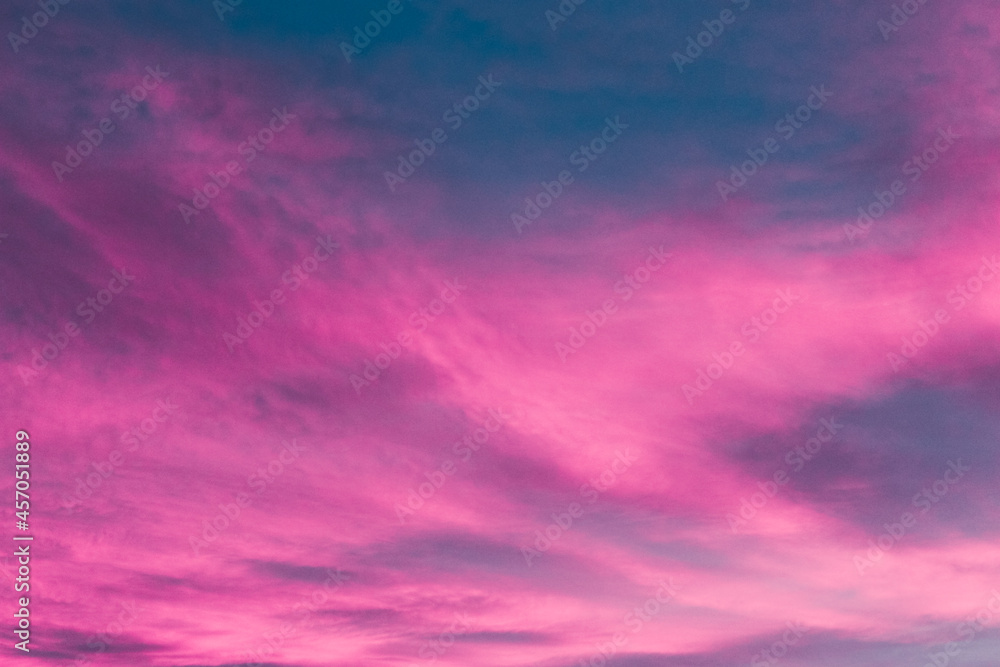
[2, 0, 1000, 665]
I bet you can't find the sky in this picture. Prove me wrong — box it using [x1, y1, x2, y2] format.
[2, 0, 1000, 665]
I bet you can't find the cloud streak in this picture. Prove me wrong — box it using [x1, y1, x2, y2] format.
[2, 0, 1000, 665]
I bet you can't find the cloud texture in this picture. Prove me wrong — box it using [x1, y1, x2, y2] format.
[2, 0, 1000, 665]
